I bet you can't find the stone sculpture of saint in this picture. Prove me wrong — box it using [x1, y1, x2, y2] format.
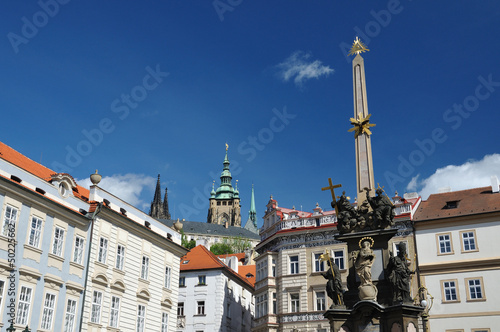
[321, 259, 344, 307]
[387, 242, 414, 304]
[354, 239, 375, 285]
[365, 187, 395, 228]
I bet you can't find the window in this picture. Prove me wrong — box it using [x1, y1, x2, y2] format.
[0, 280, 5, 308]
[91, 290, 103, 323]
[198, 275, 206, 285]
[2, 205, 18, 236]
[442, 280, 459, 302]
[28, 216, 43, 247]
[52, 227, 65, 256]
[256, 294, 268, 318]
[197, 301, 205, 315]
[115, 244, 125, 270]
[466, 278, 484, 301]
[109, 296, 121, 327]
[141, 256, 149, 280]
[272, 258, 276, 277]
[272, 292, 277, 314]
[290, 255, 299, 274]
[316, 291, 326, 311]
[161, 312, 169, 332]
[98, 237, 108, 263]
[137, 305, 146, 332]
[290, 293, 300, 312]
[64, 299, 77, 332]
[226, 302, 231, 318]
[73, 236, 85, 264]
[177, 302, 184, 316]
[16, 286, 32, 325]
[438, 233, 453, 254]
[333, 250, 345, 270]
[314, 253, 325, 272]
[165, 266, 171, 289]
[179, 276, 186, 287]
[41, 293, 56, 329]
[461, 231, 477, 252]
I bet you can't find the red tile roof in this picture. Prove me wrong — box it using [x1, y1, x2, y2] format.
[238, 265, 256, 287]
[413, 186, 500, 221]
[216, 252, 246, 263]
[180, 245, 254, 289]
[0, 141, 89, 201]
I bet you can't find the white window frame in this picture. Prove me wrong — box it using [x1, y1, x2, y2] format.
[115, 244, 125, 270]
[313, 252, 325, 272]
[0, 280, 5, 309]
[41, 292, 56, 330]
[28, 216, 43, 248]
[197, 300, 205, 315]
[73, 236, 85, 265]
[198, 275, 206, 285]
[442, 279, 459, 302]
[177, 302, 184, 316]
[164, 266, 171, 289]
[179, 276, 186, 287]
[161, 312, 169, 332]
[272, 292, 277, 315]
[91, 290, 103, 323]
[64, 298, 77, 332]
[289, 255, 299, 274]
[437, 233, 453, 255]
[2, 205, 18, 236]
[333, 249, 346, 270]
[466, 277, 485, 301]
[52, 226, 65, 256]
[460, 230, 478, 252]
[16, 285, 33, 325]
[290, 293, 300, 313]
[98, 237, 108, 264]
[141, 256, 149, 280]
[137, 304, 146, 332]
[315, 290, 326, 311]
[109, 295, 121, 328]
[271, 258, 276, 277]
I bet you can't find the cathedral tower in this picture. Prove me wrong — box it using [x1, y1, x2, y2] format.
[149, 174, 171, 219]
[207, 145, 242, 226]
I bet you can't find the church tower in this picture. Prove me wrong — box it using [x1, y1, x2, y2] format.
[243, 184, 259, 234]
[207, 145, 241, 226]
[149, 174, 171, 219]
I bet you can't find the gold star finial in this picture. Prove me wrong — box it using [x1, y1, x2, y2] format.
[225, 143, 229, 151]
[348, 37, 370, 56]
[348, 112, 376, 138]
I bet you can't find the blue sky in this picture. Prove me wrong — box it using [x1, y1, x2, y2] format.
[2, 1, 500, 227]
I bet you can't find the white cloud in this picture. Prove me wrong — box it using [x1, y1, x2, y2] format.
[77, 173, 156, 208]
[406, 154, 500, 199]
[276, 51, 334, 87]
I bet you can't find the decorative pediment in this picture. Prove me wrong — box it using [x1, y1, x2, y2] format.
[111, 280, 126, 292]
[44, 273, 64, 289]
[92, 273, 109, 286]
[161, 297, 173, 308]
[66, 281, 84, 295]
[137, 288, 151, 301]
[18, 266, 42, 282]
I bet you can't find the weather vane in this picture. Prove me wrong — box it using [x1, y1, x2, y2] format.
[348, 37, 370, 56]
[225, 142, 229, 151]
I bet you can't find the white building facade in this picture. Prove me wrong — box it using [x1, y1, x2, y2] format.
[177, 245, 254, 332]
[414, 185, 500, 332]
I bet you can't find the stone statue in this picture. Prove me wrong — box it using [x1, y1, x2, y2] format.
[322, 259, 344, 307]
[387, 242, 414, 304]
[364, 187, 395, 228]
[352, 237, 378, 301]
[332, 191, 360, 233]
[354, 239, 375, 285]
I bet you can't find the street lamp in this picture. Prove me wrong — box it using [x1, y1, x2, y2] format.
[417, 286, 434, 332]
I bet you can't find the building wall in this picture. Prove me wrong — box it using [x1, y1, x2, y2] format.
[415, 216, 500, 332]
[0, 163, 90, 332]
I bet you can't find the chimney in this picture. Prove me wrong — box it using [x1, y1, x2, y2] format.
[225, 221, 229, 228]
[491, 176, 499, 193]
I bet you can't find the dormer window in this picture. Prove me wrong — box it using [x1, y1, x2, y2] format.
[444, 200, 460, 209]
[51, 173, 77, 199]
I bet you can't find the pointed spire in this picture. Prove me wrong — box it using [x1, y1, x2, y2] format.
[149, 174, 163, 218]
[244, 184, 259, 234]
[163, 187, 171, 219]
[215, 144, 234, 199]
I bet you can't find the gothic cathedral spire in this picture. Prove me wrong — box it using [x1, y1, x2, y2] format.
[149, 174, 171, 219]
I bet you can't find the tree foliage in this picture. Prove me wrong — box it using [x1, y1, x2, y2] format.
[210, 242, 233, 255]
[181, 229, 196, 249]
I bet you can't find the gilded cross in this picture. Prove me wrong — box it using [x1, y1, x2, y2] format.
[322, 178, 342, 215]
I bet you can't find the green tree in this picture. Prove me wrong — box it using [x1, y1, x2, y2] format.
[210, 242, 233, 255]
[223, 236, 252, 253]
[180, 229, 196, 249]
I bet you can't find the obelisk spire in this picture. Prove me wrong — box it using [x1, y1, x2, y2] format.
[349, 37, 376, 207]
